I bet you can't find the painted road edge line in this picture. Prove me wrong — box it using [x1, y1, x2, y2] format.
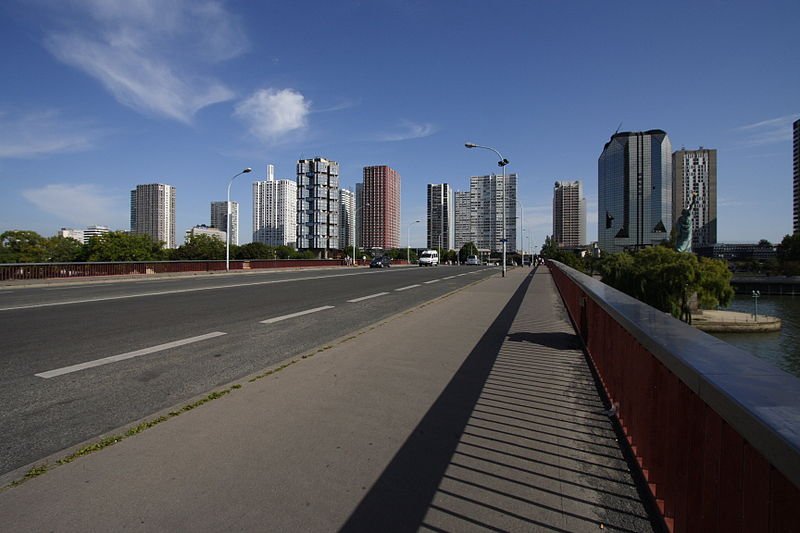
[347, 292, 389, 303]
[395, 284, 421, 292]
[35, 331, 227, 379]
[260, 305, 335, 324]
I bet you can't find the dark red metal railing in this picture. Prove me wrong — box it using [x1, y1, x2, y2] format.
[547, 260, 800, 532]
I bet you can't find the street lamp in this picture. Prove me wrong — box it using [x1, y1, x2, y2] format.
[465, 142, 509, 277]
[407, 220, 420, 264]
[752, 290, 761, 321]
[353, 202, 370, 266]
[226, 167, 252, 272]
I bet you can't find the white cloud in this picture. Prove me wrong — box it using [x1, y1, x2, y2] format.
[233, 88, 311, 143]
[42, 0, 246, 122]
[22, 184, 127, 228]
[735, 113, 800, 147]
[380, 120, 437, 142]
[0, 110, 100, 158]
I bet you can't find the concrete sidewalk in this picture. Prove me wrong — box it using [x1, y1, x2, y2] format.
[0, 267, 659, 532]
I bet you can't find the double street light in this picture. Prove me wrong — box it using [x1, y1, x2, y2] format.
[226, 167, 252, 272]
[353, 202, 370, 266]
[465, 143, 509, 277]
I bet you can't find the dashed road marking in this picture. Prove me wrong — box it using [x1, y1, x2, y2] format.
[347, 292, 389, 303]
[260, 306, 335, 324]
[395, 284, 421, 292]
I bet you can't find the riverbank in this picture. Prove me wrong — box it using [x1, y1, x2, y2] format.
[691, 309, 781, 333]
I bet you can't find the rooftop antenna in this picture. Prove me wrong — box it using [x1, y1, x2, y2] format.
[614, 122, 623, 135]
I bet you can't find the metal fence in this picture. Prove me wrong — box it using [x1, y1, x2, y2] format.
[547, 260, 800, 532]
[0, 259, 349, 281]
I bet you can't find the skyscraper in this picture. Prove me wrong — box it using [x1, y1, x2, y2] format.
[253, 164, 297, 247]
[672, 148, 717, 249]
[297, 157, 339, 255]
[339, 188, 356, 252]
[454, 190, 471, 251]
[794, 119, 799, 235]
[427, 183, 455, 250]
[469, 173, 517, 253]
[130, 183, 176, 248]
[598, 130, 672, 254]
[361, 165, 400, 250]
[210, 200, 239, 246]
[552, 181, 586, 247]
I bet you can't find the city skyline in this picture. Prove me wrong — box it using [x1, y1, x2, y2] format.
[1, 2, 797, 247]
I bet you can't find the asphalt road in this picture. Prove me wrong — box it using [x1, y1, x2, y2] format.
[0, 265, 498, 477]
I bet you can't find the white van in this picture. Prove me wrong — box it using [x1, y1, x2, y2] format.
[418, 249, 439, 266]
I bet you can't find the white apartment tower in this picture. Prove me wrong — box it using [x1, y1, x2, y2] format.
[552, 181, 586, 247]
[672, 148, 717, 248]
[454, 190, 471, 250]
[210, 201, 239, 246]
[297, 157, 340, 255]
[339, 188, 356, 252]
[469, 173, 517, 253]
[427, 183, 455, 250]
[253, 164, 297, 247]
[130, 183, 176, 248]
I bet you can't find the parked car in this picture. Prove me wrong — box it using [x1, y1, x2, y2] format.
[466, 255, 480, 265]
[370, 255, 392, 268]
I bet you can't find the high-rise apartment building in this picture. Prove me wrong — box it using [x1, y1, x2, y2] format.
[210, 201, 239, 246]
[794, 119, 799, 234]
[552, 181, 586, 247]
[253, 164, 297, 247]
[672, 148, 717, 249]
[361, 165, 400, 250]
[469, 173, 517, 253]
[339, 188, 356, 252]
[426, 183, 455, 250]
[454, 190, 471, 251]
[130, 183, 176, 248]
[598, 130, 672, 254]
[297, 157, 339, 255]
[84, 225, 110, 244]
[355, 182, 364, 248]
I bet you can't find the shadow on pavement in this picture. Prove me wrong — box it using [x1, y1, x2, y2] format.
[340, 270, 535, 532]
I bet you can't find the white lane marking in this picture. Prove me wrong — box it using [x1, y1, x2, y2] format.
[424, 279, 440, 284]
[347, 292, 389, 303]
[442, 276, 456, 280]
[395, 284, 421, 292]
[35, 332, 227, 379]
[0, 271, 373, 312]
[260, 306, 335, 324]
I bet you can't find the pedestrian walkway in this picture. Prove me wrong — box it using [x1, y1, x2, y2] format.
[0, 267, 659, 532]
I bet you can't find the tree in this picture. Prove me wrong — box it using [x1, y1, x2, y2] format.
[236, 242, 274, 259]
[84, 232, 165, 261]
[598, 247, 733, 322]
[172, 234, 225, 260]
[0, 230, 49, 263]
[458, 242, 479, 263]
[45, 236, 85, 262]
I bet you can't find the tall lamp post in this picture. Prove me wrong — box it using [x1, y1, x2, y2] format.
[353, 202, 370, 266]
[226, 167, 252, 272]
[465, 143, 509, 277]
[407, 219, 420, 264]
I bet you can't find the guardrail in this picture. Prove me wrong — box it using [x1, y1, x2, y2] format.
[547, 260, 800, 532]
[0, 259, 347, 281]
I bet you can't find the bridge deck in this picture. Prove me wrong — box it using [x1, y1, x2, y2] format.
[0, 267, 660, 532]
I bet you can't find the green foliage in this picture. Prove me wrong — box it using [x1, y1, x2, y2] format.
[84, 231, 165, 261]
[597, 247, 733, 321]
[457, 242, 479, 263]
[171, 233, 225, 260]
[539, 235, 587, 273]
[779, 233, 800, 261]
[1, 230, 49, 262]
[236, 242, 274, 259]
[274, 245, 294, 259]
[45, 236, 85, 262]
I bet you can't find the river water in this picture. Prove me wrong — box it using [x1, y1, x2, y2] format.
[711, 294, 800, 379]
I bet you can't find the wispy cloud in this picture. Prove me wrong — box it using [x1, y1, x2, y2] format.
[379, 120, 437, 142]
[735, 113, 799, 147]
[42, 0, 246, 123]
[233, 88, 311, 143]
[0, 110, 101, 158]
[22, 184, 127, 228]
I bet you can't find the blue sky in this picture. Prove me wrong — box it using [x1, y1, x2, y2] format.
[1, 0, 798, 249]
